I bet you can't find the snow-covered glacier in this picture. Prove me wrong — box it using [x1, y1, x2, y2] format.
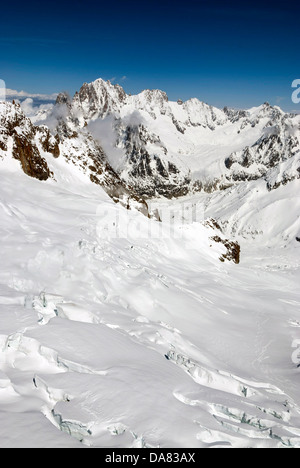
[0, 83, 300, 448]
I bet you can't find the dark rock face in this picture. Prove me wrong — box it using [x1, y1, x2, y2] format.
[223, 106, 248, 123]
[211, 235, 241, 264]
[39, 128, 60, 158]
[72, 79, 126, 120]
[172, 116, 185, 134]
[205, 219, 240, 264]
[114, 122, 189, 198]
[56, 92, 72, 108]
[168, 162, 179, 175]
[0, 102, 53, 181]
[266, 168, 300, 191]
[224, 120, 300, 186]
[13, 135, 51, 181]
[83, 146, 152, 218]
[205, 218, 223, 232]
[225, 157, 233, 170]
[0, 140, 7, 152]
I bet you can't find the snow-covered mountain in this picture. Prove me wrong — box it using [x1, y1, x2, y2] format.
[0, 80, 300, 448]
[0, 100, 151, 218]
[37, 78, 300, 198]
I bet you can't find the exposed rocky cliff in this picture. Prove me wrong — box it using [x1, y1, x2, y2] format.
[0, 101, 53, 181]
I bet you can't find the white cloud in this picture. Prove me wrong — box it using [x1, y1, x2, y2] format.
[6, 88, 57, 101]
[40, 102, 69, 131]
[87, 116, 125, 171]
[108, 76, 127, 84]
[20, 98, 53, 119]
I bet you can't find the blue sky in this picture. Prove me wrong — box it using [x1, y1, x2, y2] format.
[0, 0, 299, 110]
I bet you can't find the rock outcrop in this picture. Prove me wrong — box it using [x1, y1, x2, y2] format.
[0, 101, 53, 181]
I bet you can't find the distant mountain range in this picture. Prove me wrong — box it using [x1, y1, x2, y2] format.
[1, 77, 299, 203]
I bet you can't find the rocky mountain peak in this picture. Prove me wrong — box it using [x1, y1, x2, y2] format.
[56, 92, 72, 108]
[140, 89, 169, 105]
[71, 79, 127, 121]
[0, 101, 53, 181]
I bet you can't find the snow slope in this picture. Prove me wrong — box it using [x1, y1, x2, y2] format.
[1, 84, 300, 448]
[0, 151, 300, 447]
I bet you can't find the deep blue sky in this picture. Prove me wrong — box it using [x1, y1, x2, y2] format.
[0, 0, 299, 110]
